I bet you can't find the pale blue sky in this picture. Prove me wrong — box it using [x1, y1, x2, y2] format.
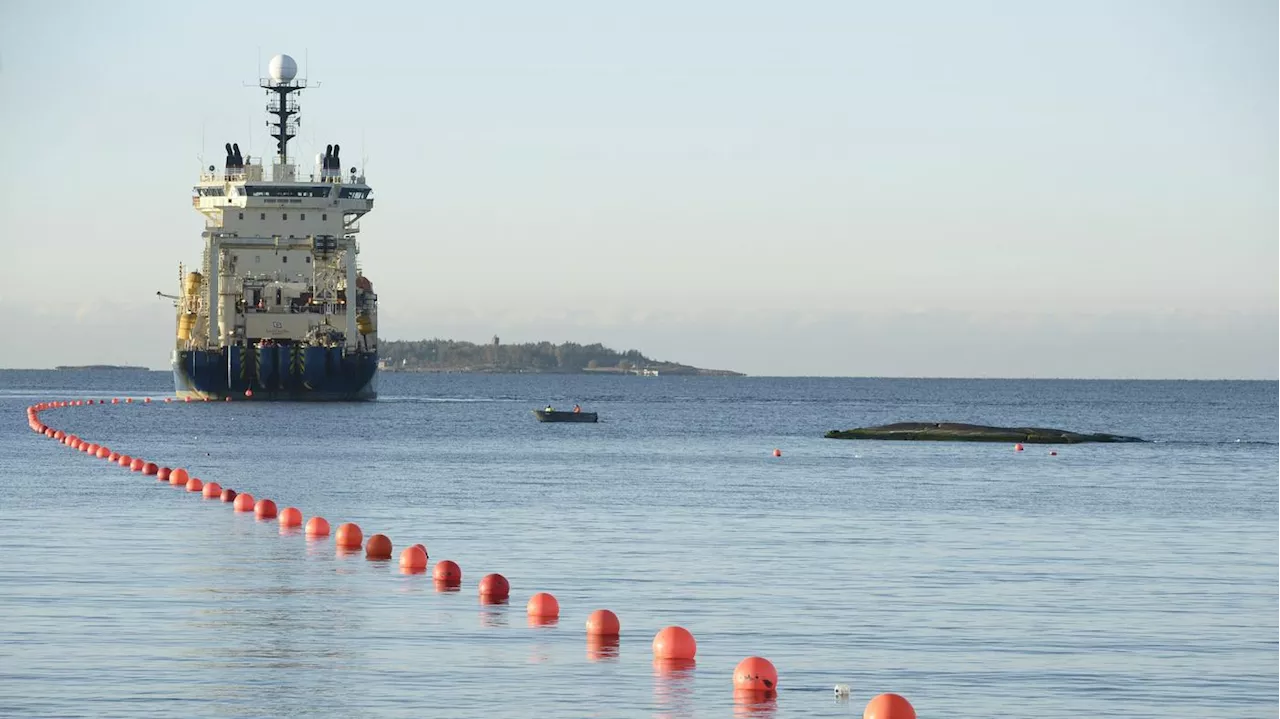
[1, 0, 1275, 377]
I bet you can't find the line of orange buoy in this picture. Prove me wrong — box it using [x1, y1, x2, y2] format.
[24, 398, 917, 715]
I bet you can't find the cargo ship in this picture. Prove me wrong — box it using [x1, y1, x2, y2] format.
[171, 54, 378, 400]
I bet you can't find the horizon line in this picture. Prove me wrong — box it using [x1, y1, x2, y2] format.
[1, 366, 1276, 382]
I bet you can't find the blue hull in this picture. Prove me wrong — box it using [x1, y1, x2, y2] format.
[173, 346, 378, 401]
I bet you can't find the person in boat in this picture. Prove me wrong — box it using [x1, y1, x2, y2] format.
[573, 404, 581, 413]
[544, 404, 553, 413]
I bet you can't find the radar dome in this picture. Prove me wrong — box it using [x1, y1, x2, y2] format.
[268, 54, 298, 83]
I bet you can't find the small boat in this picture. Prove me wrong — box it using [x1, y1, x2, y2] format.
[533, 409, 598, 423]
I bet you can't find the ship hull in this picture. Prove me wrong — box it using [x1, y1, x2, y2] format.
[173, 347, 378, 401]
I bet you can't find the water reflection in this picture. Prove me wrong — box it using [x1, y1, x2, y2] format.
[478, 608, 508, 628]
[652, 658, 696, 718]
[433, 580, 461, 593]
[733, 690, 778, 718]
[527, 615, 558, 628]
[586, 634, 619, 662]
[303, 537, 331, 558]
[478, 595, 508, 606]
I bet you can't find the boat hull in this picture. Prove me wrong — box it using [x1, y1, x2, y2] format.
[173, 347, 378, 401]
[533, 410, 598, 423]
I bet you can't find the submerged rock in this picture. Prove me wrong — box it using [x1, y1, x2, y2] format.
[823, 422, 1145, 444]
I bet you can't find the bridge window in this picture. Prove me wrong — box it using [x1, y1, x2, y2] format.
[305, 256, 311, 264]
[260, 213, 265, 220]
[243, 185, 331, 198]
[238, 212, 244, 220]
[322, 213, 327, 221]
[282, 213, 288, 221]
[300, 213, 306, 221]
[282, 256, 288, 263]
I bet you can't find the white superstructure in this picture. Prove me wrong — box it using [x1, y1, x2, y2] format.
[176, 54, 378, 359]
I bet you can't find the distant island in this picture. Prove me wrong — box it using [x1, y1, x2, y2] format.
[55, 365, 150, 371]
[379, 338, 743, 376]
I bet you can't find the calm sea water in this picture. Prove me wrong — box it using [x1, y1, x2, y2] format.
[0, 371, 1275, 718]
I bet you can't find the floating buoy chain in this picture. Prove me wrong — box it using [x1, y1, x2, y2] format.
[24, 399, 917, 713]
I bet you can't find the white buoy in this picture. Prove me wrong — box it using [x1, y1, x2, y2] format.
[834, 684, 851, 699]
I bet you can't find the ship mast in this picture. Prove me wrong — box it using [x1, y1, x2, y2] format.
[260, 55, 306, 165]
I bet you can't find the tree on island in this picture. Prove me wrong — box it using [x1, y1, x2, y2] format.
[377, 339, 741, 376]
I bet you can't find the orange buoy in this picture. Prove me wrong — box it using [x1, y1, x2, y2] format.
[95, 446, 110, 459]
[224, 396, 231, 402]
[169, 468, 189, 486]
[305, 516, 331, 537]
[432, 560, 461, 585]
[157, 467, 171, 481]
[278, 507, 303, 527]
[733, 656, 778, 694]
[186, 478, 203, 492]
[129, 458, 145, 472]
[111, 399, 118, 404]
[254, 498, 278, 519]
[245, 389, 253, 398]
[233, 493, 255, 512]
[478, 573, 510, 600]
[220, 488, 237, 502]
[117, 455, 131, 467]
[1014, 443, 1024, 451]
[83, 443, 97, 453]
[399, 545, 428, 571]
[53, 430, 65, 440]
[863, 693, 915, 719]
[773, 448, 782, 457]
[1050, 450, 1058, 456]
[143, 397, 151, 404]
[412, 543, 428, 558]
[202, 481, 222, 499]
[335, 522, 363, 548]
[164, 398, 171, 403]
[586, 609, 620, 637]
[653, 626, 697, 660]
[125, 398, 133, 403]
[142, 462, 159, 476]
[527, 592, 559, 618]
[365, 534, 393, 559]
